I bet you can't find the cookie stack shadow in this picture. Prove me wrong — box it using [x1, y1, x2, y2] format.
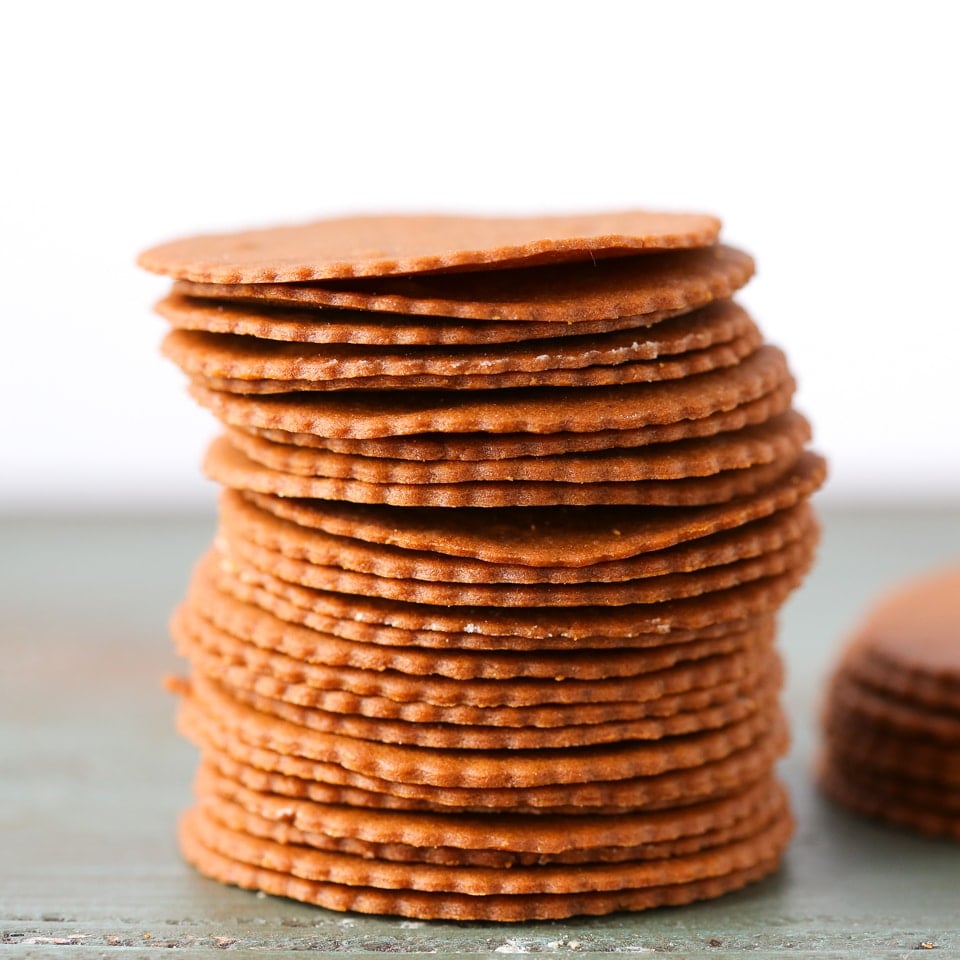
[140, 212, 826, 920]
[820, 566, 960, 841]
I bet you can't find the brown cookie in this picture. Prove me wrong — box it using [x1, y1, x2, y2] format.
[195, 762, 784, 855]
[170, 244, 753, 325]
[239, 451, 824, 565]
[179, 808, 787, 919]
[210, 552, 810, 645]
[177, 674, 782, 790]
[819, 758, 960, 841]
[218, 490, 814, 585]
[138, 211, 723, 283]
[828, 669, 960, 744]
[214, 519, 817, 606]
[191, 552, 776, 678]
[819, 566, 960, 835]
[248, 378, 798, 460]
[156, 292, 690, 347]
[196, 772, 787, 866]
[189, 344, 789, 439]
[840, 567, 960, 709]
[186, 333, 760, 393]
[161, 299, 757, 381]
[215, 663, 781, 750]
[206, 436, 808, 509]
[183, 799, 792, 895]
[222, 411, 809, 487]
[823, 714, 960, 787]
[173, 604, 776, 711]
[184, 711, 789, 813]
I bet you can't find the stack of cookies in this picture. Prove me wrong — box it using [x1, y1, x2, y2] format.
[820, 566, 960, 841]
[139, 212, 825, 920]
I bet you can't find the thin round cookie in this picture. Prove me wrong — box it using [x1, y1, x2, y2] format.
[138, 211, 724, 283]
[819, 759, 960, 841]
[206, 437, 806, 508]
[156, 293, 692, 346]
[240, 451, 825, 565]
[171, 245, 753, 324]
[250, 378, 798, 460]
[173, 606, 775, 711]
[195, 763, 785, 856]
[181, 706, 789, 813]
[188, 553, 778, 680]
[161, 299, 757, 379]
[185, 800, 792, 895]
[189, 343, 789, 439]
[176, 637, 776, 729]
[179, 809, 787, 920]
[840, 567, 960, 709]
[828, 670, 960, 743]
[217, 491, 814, 585]
[214, 663, 781, 750]
[178, 676, 782, 789]
[195, 775, 787, 867]
[222, 410, 810, 486]
[186, 330, 760, 393]
[216, 520, 817, 606]
[209, 553, 812, 644]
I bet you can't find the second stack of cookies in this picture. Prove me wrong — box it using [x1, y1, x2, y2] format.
[141, 212, 825, 920]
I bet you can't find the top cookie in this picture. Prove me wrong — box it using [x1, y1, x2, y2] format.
[853, 566, 960, 681]
[137, 211, 721, 283]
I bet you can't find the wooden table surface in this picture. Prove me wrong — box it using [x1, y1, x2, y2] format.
[2, 505, 959, 958]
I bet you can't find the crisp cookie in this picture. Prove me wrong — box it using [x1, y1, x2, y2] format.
[157, 292, 691, 347]
[185, 800, 792, 895]
[174, 640, 776, 729]
[211, 554, 810, 644]
[197, 786, 785, 867]
[216, 665, 781, 750]
[241, 452, 824, 564]
[138, 211, 723, 283]
[161, 300, 757, 380]
[841, 567, 960, 707]
[177, 675, 781, 789]
[814, 756, 960, 814]
[189, 553, 777, 679]
[223, 411, 809, 485]
[179, 812, 786, 920]
[167, 245, 756, 327]
[819, 759, 960, 841]
[829, 670, 960, 743]
[215, 521, 817, 605]
[819, 565, 960, 836]
[206, 436, 807, 509]
[219, 491, 813, 585]
[196, 745, 782, 817]
[189, 344, 789, 439]
[194, 763, 783, 854]
[173, 602, 775, 710]
[823, 717, 960, 786]
[183, 712, 789, 811]
[185, 332, 760, 393]
[170, 244, 754, 324]
[248, 379, 798, 460]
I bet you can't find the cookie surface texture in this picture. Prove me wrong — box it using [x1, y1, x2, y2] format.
[819, 566, 960, 841]
[142, 209, 824, 917]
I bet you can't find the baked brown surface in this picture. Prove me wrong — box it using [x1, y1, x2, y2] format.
[819, 566, 960, 841]
[139, 211, 723, 283]
[143, 209, 823, 916]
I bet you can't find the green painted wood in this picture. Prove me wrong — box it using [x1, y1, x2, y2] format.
[2, 507, 959, 956]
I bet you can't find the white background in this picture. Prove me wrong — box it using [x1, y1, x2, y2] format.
[1, 1, 957, 510]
